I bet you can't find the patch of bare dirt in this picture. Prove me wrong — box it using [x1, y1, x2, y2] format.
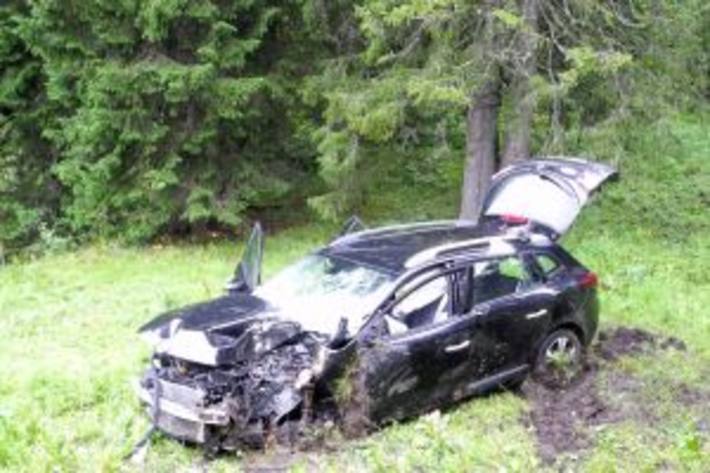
[521, 326, 702, 465]
[241, 448, 301, 473]
[594, 326, 686, 362]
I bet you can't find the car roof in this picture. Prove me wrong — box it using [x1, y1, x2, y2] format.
[323, 220, 530, 274]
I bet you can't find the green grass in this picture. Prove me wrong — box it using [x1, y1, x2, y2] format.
[1, 115, 709, 472]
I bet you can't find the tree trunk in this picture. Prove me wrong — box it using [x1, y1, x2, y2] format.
[459, 71, 501, 221]
[501, 0, 539, 167]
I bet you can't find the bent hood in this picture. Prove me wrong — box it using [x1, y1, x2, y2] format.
[153, 318, 305, 366]
[139, 294, 329, 367]
[139, 293, 267, 334]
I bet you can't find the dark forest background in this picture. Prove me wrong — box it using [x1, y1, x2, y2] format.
[1, 0, 708, 254]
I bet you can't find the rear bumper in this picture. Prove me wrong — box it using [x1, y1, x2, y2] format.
[583, 288, 600, 345]
[134, 375, 230, 444]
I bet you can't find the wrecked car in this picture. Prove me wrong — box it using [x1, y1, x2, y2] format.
[135, 157, 617, 450]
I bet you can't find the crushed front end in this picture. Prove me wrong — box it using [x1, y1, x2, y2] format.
[135, 319, 328, 449]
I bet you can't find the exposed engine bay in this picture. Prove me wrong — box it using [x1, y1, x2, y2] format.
[136, 319, 339, 450]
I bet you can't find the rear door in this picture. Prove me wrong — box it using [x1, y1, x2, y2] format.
[480, 158, 617, 238]
[466, 255, 554, 375]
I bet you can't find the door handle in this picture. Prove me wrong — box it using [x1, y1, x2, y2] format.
[525, 309, 547, 320]
[444, 340, 471, 353]
[471, 305, 490, 317]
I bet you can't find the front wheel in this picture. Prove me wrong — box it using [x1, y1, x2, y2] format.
[532, 328, 584, 388]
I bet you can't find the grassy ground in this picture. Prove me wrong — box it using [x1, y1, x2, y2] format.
[0, 115, 708, 472]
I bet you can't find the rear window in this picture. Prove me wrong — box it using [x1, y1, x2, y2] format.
[535, 254, 561, 276]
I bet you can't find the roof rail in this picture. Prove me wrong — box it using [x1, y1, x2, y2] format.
[404, 233, 524, 268]
[329, 219, 473, 247]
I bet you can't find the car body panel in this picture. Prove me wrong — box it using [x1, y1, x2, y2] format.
[325, 220, 489, 274]
[481, 157, 618, 237]
[364, 313, 480, 422]
[139, 294, 266, 334]
[472, 289, 555, 372]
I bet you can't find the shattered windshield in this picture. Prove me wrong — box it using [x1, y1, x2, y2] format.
[253, 254, 396, 337]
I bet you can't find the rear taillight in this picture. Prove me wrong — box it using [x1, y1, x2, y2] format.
[500, 214, 529, 225]
[578, 271, 599, 289]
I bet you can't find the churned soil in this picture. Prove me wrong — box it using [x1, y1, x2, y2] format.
[521, 326, 705, 464]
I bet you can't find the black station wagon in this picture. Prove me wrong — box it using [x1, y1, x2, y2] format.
[135, 157, 617, 450]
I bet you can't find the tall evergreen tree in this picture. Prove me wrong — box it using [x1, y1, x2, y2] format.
[2, 0, 321, 248]
[0, 1, 58, 248]
[0, 0, 708, 251]
[310, 0, 708, 220]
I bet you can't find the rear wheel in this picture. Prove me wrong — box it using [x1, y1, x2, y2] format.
[533, 328, 584, 388]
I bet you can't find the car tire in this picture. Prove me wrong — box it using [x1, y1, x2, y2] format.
[532, 328, 584, 388]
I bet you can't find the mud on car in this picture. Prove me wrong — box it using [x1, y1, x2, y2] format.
[135, 158, 617, 450]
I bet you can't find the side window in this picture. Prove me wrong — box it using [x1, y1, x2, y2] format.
[471, 256, 532, 305]
[535, 253, 561, 277]
[385, 274, 451, 335]
[499, 257, 527, 280]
